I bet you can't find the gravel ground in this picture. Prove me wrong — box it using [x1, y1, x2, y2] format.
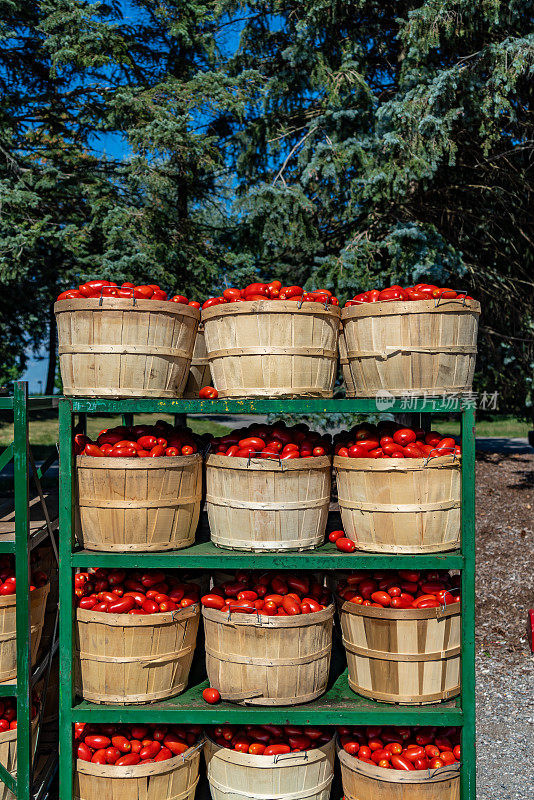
[475, 451, 534, 799]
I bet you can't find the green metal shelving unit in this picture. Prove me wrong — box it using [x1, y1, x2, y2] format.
[58, 396, 476, 800]
[0, 383, 59, 800]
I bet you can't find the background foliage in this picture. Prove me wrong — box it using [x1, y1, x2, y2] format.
[0, 1, 532, 414]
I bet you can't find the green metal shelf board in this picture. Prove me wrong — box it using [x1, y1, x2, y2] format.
[68, 396, 471, 415]
[71, 542, 463, 570]
[72, 672, 463, 726]
[0, 396, 57, 411]
[0, 684, 16, 697]
[0, 541, 15, 554]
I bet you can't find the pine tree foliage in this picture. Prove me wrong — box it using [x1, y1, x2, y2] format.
[223, 1, 534, 413]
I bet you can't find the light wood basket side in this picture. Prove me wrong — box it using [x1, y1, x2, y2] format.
[76, 453, 202, 552]
[338, 327, 356, 398]
[0, 585, 49, 683]
[75, 604, 200, 705]
[202, 300, 340, 398]
[75, 743, 202, 800]
[206, 454, 331, 552]
[341, 298, 480, 396]
[339, 599, 461, 705]
[205, 735, 335, 800]
[338, 745, 460, 800]
[334, 455, 461, 553]
[55, 298, 200, 398]
[0, 720, 38, 800]
[202, 604, 334, 706]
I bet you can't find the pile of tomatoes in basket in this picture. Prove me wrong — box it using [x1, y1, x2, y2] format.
[209, 724, 333, 754]
[345, 284, 473, 305]
[202, 282, 339, 309]
[334, 421, 460, 459]
[74, 569, 200, 614]
[0, 556, 48, 595]
[75, 723, 202, 765]
[74, 420, 199, 458]
[336, 570, 461, 609]
[57, 279, 199, 306]
[210, 422, 331, 459]
[201, 572, 330, 616]
[0, 696, 39, 732]
[339, 725, 461, 770]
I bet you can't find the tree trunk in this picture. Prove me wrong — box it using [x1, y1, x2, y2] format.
[45, 302, 57, 394]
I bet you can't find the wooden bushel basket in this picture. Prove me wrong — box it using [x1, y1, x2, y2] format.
[205, 734, 335, 800]
[206, 454, 331, 551]
[341, 298, 480, 396]
[0, 720, 38, 800]
[202, 604, 334, 705]
[74, 741, 203, 800]
[76, 453, 202, 552]
[55, 298, 200, 398]
[339, 598, 461, 704]
[334, 454, 461, 553]
[202, 300, 340, 398]
[0, 585, 49, 683]
[338, 745, 460, 800]
[183, 325, 212, 398]
[75, 604, 200, 704]
[338, 327, 356, 398]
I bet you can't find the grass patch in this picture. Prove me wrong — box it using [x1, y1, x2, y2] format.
[438, 416, 529, 438]
[0, 413, 230, 449]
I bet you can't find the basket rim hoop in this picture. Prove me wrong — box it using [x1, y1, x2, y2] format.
[76, 741, 203, 778]
[337, 743, 460, 783]
[202, 300, 341, 321]
[76, 453, 201, 469]
[333, 454, 460, 471]
[54, 298, 201, 319]
[202, 603, 334, 627]
[205, 733, 335, 768]
[339, 598, 460, 620]
[206, 454, 332, 471]
[76, 603, 200, 626]
[341, 297, 480, 319]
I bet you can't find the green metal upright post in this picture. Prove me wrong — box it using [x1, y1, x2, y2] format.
[59, 398, 74, 800]
[460, 406, 476, 800]
[14, 381, 32, 799]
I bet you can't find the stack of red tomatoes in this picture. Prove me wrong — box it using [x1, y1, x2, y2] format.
[210, 423, 331, 459]
[0, 696, 39, 731]
[201, 572, 330, 616]
[74, 420, 199, 458]
[339, 725, 461, 770]
[0, 556, 47, 595]
[209, 724, 332, 754]
[336, 570, 461, 609]
[334, 421, 460, 459]
[57, 279, 200, 306]
[345, 284, 473, 305]
[75, 723, 202, 765]
[74, 569, 200, 614]
[202, 282, 338, 309]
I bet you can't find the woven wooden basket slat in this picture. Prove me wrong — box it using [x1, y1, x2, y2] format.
[338, 327, 356, 398]
[0, 585, 49, 683]
[202, 300, 340, 398]
[334, 455, 461, 553]
[205, 735, 335, 800]
[206, 454, 331, 552]
[203, 605, 334, 706]
[341, 298, 480, 396]
[338, 745, 460, 800]
[0, 720, 38, 800]
[55, 298, 199, 398]
[76, 454, 202, 552]
[339, 599, 461, 704]
[75, 605, 200, 704]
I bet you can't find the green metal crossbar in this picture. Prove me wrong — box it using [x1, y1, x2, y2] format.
[58, 396, 476, 800]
